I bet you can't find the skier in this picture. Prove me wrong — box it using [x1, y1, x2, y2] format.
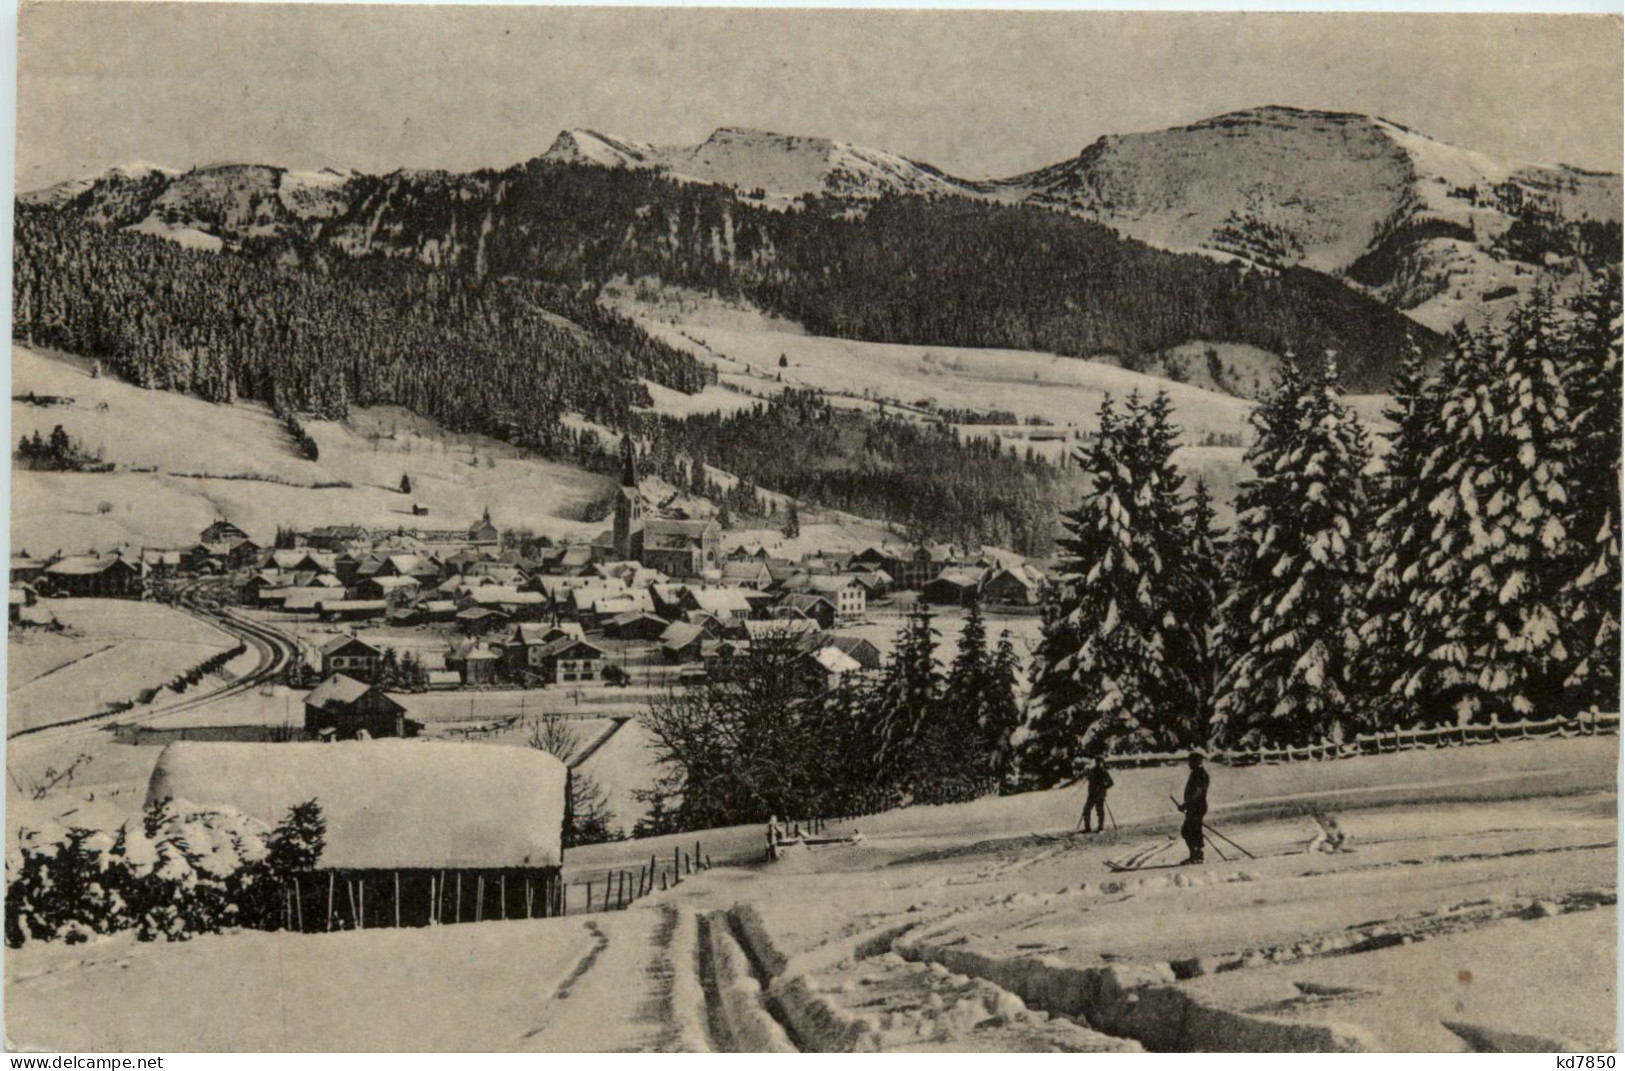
[1174, 751, 1209, 864]
[1079, 756, 1114, 833]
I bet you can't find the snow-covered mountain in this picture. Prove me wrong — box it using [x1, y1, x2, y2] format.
[540, 126, 980, 200]
[997, 107, 1621, 331]
[23, 107, 1620, 331]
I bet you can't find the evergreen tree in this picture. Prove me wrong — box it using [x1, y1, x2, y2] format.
[1166, 476, 1228, 746]
[1356, 344, 1446, 728]
[266, 800, 326, 876]
[983, 629, 1024, 783]
[1022, 392, 1205, 780]
[1398, 293, 1577, 723]
[871, 604, 942, 787]
[941, 598, 994, 775]
[783, 499, 801, 540]
[399, 473, 412, 495]
[1558, 271, 1622, 713]
[1212, 356, 1372, 748]
[377, 646, 400, 687]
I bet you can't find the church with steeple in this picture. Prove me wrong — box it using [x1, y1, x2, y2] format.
[612, 438, 645, 561]
[606, 437, 721, 578]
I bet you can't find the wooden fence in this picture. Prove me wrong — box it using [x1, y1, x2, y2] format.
[569, 838, 717, 915]
[1103, 708, 1620, 770]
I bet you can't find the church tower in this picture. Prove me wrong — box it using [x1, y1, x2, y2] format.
[613, 437, 645, 561]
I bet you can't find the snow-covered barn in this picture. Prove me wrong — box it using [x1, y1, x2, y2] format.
[145, 741, 569, 930]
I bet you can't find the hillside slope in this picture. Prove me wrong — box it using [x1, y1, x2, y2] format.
[10, 344, 617, 553]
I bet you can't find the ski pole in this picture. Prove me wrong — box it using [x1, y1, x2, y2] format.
[1106, 802, 1118, 832]
[1202, 830, 1230, 861]
[1202, 820, 1255, 860]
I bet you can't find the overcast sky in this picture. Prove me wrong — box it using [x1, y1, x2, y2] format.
[15, 5, 1623, 189]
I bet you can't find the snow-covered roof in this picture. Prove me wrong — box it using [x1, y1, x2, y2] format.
[810, 646, 862, 675]
[321, 635, 380, 656]
[687, 587, 753, 614]
[661, 621, 705, 649]
[46, 555, 135, 575]
[145, 741, 566, 870]
[305, 673, 389, 710]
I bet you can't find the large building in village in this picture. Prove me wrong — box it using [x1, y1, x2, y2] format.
[608, 441, 721, 579]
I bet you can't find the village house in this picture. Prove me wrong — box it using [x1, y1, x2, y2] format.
[603, 611, 670, 641]
[922, 568, 984, 607]
[42, 554, 143, 598]
[798, 644, 863, 694]
[447, 642, 501, 685]
[199, 519, 252, 545]
[321, 635, 384, 679]
[981, 566, 1042, 607]
[681, 586, 754, 621]
[358, 575, 422, 602]
[503, 625, 606, 684]
[145, 741, 567, 927]
[538, 637, 606, 684]
[187, 538, 262, 574]
[302, 674, 421, 740]
[721, 560, 774, 589]
[139, 548, 185, 580]
[849, 568, 894, 599]
[660, 621, 706, 663]
[796, 574, 868, 620]
[884, 543, 960, 590]
[9, 554, 48, 586]
[9, 582, 38, 623]
[775, 593, 837, 631]
[456, 606, 510, 635]
[318, 599, 388, 623]
[824, 634, 884, 671]
[302, 525, 369, 553]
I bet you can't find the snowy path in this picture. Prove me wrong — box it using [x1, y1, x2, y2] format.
[513, 905, 700, 1052]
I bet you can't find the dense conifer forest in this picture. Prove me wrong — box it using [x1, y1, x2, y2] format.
[12, 208, 707, 440]
[633, 391, 1071, 555]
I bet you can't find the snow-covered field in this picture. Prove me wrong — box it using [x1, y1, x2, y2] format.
[639, 320, 1259, 446]
[9, 736, 1615, 1052]
[7, 600, 237, 734]
[11, 344, 617, 552]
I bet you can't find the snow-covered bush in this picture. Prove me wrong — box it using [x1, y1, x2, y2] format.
[6, 797, 324, 947]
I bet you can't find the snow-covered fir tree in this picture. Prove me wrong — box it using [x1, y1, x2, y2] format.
[1021, 392, 1207, 781]
[1165, 475, 1228, 745]
[1355, 343, 1447, 728]
[1212, 355, 1372, 748]
[1397, 293, 1576, 723]
[1558, 271, 1622, 713]
[982, 630, 1024, 783]
[871, 604, 943, 784]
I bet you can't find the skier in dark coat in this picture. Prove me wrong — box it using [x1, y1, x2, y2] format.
[1175, 751, 1209, 864]
[1079, 756, 1114, 833]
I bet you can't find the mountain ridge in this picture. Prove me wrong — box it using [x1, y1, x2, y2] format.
[21, 105, 1620, 334]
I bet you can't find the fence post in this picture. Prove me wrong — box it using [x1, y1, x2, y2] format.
[674, 846, 682, 885]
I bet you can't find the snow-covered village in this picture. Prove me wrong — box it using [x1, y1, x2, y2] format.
[5, 5, 1622, 1057]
